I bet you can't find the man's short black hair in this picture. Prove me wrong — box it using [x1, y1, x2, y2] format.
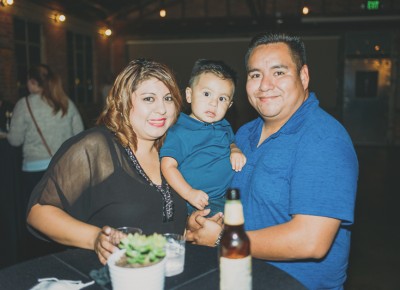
[245, 33, 307, 73]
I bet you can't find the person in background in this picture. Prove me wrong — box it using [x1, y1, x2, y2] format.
[0, 95, 14, 133]
[7, 64, 84, 260]
[187, 33, 358, 290]
[7, 64, 84, 203]
[160, 59, 246, 217]
[26, 59, 219, 265]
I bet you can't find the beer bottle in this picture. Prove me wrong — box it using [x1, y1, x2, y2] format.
[219, 188, 252, 290]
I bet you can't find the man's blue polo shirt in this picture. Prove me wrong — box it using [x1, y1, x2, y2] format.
[160, 113, 234, 200]
[232, 93, 358, 290]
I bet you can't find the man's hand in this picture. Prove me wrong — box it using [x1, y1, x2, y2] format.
[186, 214, 224, 247]
[186, 209, 211, 233]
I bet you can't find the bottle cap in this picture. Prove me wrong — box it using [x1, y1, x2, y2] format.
[226, 188, 240, 200]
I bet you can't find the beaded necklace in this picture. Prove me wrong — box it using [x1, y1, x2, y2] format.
[124, 146, 174, 222]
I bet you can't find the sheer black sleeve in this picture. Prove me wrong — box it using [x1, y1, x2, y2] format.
[27, 126, 187, 240]
[27, 127, 117, 223]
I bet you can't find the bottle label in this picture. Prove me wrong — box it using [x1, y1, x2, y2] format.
[220, 256, 252, 290]
[224, 202, 245, 225]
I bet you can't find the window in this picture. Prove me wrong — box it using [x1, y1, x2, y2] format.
[355, 71, 378, 99]
[67, 31, 93, 104]
[13, 17, 41, 98]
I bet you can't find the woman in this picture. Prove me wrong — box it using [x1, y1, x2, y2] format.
[7, 64, 84, 260]
[27, 59, 192, 264]
[7, 64, 84, 202]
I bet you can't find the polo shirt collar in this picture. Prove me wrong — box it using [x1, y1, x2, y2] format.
[280, 92, 318, 135]
[248, 92, 318, 147]
[177, 112, 231, 129]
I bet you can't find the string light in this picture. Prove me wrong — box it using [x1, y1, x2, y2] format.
[302, 6, 309, 15]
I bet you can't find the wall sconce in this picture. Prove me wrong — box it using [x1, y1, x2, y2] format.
[52, 13, 66, 23]
[0, 0, 14, 7]
[99, 28, 112, 37]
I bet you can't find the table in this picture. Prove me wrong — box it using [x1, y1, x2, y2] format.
[0, 243, 306, 290]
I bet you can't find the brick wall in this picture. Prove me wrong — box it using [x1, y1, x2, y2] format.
[0, 2, 114, 123]
[111, 37, 127, 75]
[42, 23, 68, 88]
[0, 10, 17, 103]
[392, 33, 400, 145]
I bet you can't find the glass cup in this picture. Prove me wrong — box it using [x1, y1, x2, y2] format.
[163, 233, 186, 277]
[110, 227, 143, 246]
[117, 227, 143, 235]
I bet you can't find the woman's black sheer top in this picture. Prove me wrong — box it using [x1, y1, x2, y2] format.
[27, 126, 187, 239]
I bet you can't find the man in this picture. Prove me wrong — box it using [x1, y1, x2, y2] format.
[188, 33, 358, 290]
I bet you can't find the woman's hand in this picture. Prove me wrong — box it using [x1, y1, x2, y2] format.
[186, 213, 224, 247]
[94, 226, 119, 265]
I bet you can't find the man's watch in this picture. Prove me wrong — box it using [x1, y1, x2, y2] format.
[214, 229, 224, 247]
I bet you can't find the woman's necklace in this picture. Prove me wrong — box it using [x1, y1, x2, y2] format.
[124, 146, 174, 222]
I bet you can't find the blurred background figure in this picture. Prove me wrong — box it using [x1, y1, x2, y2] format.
[6, 64, 84, 260]
[100, 72, 115, 105]
[0, 94, 14, 134]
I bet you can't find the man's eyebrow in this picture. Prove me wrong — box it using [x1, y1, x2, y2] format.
[247, 64, 289, 73]
[247, 68, 259, 74]
[271, 64, 289, 70]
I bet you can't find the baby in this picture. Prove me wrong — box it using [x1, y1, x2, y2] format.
[160, 59, 246, 216]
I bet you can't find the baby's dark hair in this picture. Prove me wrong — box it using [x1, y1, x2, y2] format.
[188, 59, 237, 88]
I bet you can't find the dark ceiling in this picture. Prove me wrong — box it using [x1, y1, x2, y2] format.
[28, 0, 400, 37]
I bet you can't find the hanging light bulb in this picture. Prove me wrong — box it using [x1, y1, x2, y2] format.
[302, 6, 309, 15]
[105, 29, 112, 36]
[160, 8, 166, 17]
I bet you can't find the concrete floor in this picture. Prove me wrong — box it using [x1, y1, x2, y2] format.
[345, 146, 400, 290]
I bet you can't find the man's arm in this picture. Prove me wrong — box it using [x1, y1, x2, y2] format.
[189, 212, 340, 260]
[161, 156, 209, 210]
[248, 214, 340, 260]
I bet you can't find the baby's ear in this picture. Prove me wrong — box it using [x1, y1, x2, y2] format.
[185, 87, 192, 103]
[228, 101, 233, 108]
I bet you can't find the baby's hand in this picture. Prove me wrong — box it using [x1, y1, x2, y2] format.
[230, 151, 247, 172]
[187, 189, 209, 210]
